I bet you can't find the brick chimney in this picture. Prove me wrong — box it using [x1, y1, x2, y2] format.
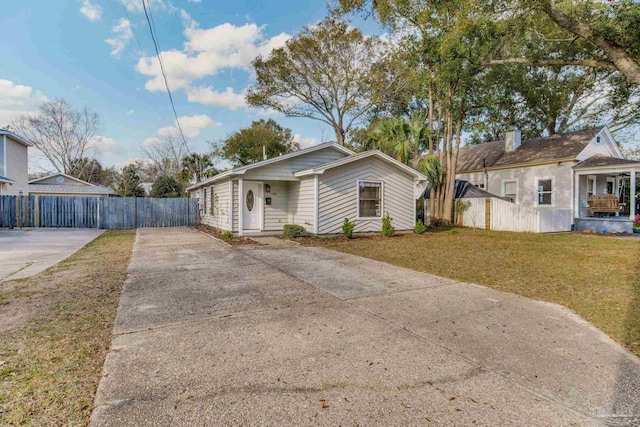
[505, 128, 521, 152]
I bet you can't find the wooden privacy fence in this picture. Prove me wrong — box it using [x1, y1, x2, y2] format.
[0, 195, 199, 229]
[460, 198, 540, 233]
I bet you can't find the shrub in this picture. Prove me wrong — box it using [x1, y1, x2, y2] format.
[414, 220, 427, 234]
[341, 218, 355, 239]
[634, 214, 640, 228]
[220, 231, 234, 241]
[283, 224, 308, 238]
[382, 212, 395, 237]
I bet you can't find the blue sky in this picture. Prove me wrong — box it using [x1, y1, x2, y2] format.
[1, 0, 380, 172]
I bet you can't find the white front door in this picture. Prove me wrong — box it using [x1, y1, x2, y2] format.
[242, 181, 262, 230]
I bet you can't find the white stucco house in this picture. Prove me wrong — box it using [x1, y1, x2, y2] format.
[455, 126, 639, 233]
[0, 130, 31, 196]
[187, 142, 426, 235]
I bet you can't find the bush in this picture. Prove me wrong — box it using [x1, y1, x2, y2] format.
[341, 218, 356, 239]
[414, 220, 427, 234]
[220, 231, 234, 241]
[283, 224, 308, 238]
[382, 212, 395, 237]
[150, 175, 183, 198]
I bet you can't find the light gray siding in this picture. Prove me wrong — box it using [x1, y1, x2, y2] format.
[232, 180, 239, 232]
[263, 180, 290, 231]
[318, 157, 416, 234]
[4, 136, 29, 195]
[241, 148, 347, 181]
[200, 178, 231, 230]
[288, 177, 315, 233]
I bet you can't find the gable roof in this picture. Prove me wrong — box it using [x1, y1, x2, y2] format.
[294, 150, 427, 180]
[28, 184, 115, 195]
[29, 172, 97, 186]
[187, 142, 354, 190]
[456, 127, 603, 172]
[573, 155, 640, 169]
[0, 130, 32, 147]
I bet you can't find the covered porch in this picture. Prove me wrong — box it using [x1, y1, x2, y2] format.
[573, 157, 640, 234]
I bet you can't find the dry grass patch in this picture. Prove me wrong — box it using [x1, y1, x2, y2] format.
[0, 230, 135, 426]
[302, 228, 640, 357]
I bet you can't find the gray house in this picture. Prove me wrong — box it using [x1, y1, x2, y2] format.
[187, 143, 426, 235]
[455, 126, 639, 233]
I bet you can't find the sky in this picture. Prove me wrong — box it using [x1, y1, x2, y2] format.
[1, 0, 381, 173]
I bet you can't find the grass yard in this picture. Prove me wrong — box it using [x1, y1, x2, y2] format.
[300, 228, 640, 357]
[0, 230, 135, 426]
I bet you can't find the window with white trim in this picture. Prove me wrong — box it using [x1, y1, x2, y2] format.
[503, 180, 517, 203]
[537, 179, 553, 205]
[587, 176, 596, 198]
[358, 181, 382, 218]
[202, 187, 207, 215]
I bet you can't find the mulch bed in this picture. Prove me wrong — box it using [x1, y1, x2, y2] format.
[193, 224, 259, 246]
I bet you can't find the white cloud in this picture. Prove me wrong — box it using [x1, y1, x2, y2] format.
[185, 86, 247, 110]
[135, 11, 290, 93]
[88, 135, 118, 153]
[0, 79, 48, 126]
[293, 134, 319, 149]
[105, 19, 133, 57]
[156, 114, 221, 139]
[119, 157, 149, 167]
[80, 0, 102, 21]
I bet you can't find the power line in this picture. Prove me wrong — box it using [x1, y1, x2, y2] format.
[140, 0, 190, 154]
[119, 0, 144, 51]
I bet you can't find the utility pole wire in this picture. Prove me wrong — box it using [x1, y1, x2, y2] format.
[140, 0, 190, 154]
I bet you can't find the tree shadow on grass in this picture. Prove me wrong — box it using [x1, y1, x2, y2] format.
[608, 255, 640, 426]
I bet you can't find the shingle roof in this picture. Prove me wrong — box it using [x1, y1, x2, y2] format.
[456, 127, 602, 172]
[573, 155, 640, 169]
[0, 175, 16, 184]
[29, 184, 115, 195]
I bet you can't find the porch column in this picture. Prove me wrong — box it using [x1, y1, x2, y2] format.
[631, 169, 636, 220]
[573, 172, 580, 220]
[238, 178, 244, 236]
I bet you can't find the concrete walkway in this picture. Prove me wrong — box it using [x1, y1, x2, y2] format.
[0, 228, 104, 282]
[91, 227, 640, 426]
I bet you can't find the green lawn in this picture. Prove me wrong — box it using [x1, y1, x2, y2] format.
[301, 229, 640, 357]
[0, 230, 135, 426]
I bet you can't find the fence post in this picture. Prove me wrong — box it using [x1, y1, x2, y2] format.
[485, 198, 491, 231]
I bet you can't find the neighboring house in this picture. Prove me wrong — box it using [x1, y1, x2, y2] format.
[0, 130, 31, 196]
[187, 142, 426, 235]
[454, 126, 639, 233]
[29, 173, 116, 197]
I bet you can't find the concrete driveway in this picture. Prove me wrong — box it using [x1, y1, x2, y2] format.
[91, 228, 640, 426]
[0, 228, 104, 282]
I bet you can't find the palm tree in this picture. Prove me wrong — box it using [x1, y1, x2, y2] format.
[180, 153, 216, 184]
[367, 115, 430, 165]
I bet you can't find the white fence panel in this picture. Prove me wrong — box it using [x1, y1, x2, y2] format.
[460, 198, 486, 229]
[490, 198, 539, 232]
[460, 198, 540, 233]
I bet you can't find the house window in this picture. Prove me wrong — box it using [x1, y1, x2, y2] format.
[475, 183, 485, 190]
[358, 181, 382, 218]
[606, 177, 616, 195]
[503, 180, 517, 203]
[537, 179, 553, 205]
[587, 176, 596, 198]
[202, 187, 207, 215]
[210, 186, 215, 215]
